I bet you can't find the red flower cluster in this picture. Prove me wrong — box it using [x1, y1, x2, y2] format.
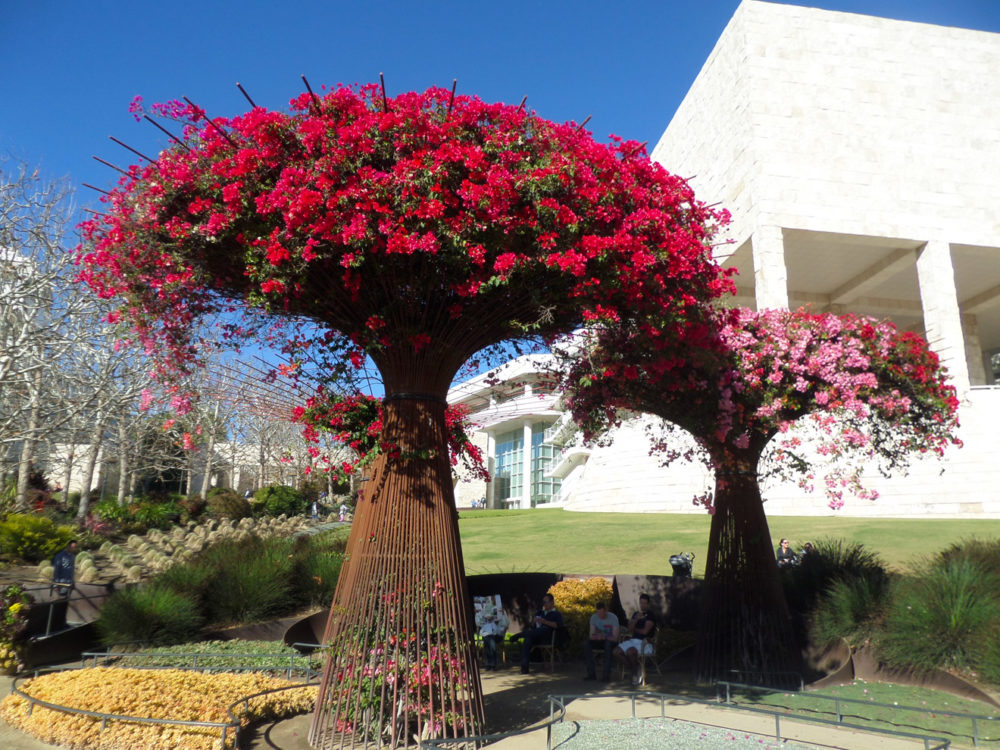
[77, 84, 730, 394]
[294, 391, 488, 482]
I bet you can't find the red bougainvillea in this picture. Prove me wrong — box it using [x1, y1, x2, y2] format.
[294, 391, 488, 483]
[77, 84, 732, 396]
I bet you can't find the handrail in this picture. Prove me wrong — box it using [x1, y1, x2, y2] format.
[545, 690, 951, 750]
[418, 693, 568, 749]
[719, 679, 998, 747]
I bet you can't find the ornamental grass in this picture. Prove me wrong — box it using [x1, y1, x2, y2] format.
[0, 667, 316, 749]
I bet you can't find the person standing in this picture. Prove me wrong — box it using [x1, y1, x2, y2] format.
[519, 594, 563, 674]
[51, 540, 79, 598]
[583, 601, 619, 681]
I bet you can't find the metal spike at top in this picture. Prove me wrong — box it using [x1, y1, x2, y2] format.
[518, 96, 527, 111]
[92, 155, 129, 177]
[182, 96, 239, 147]
[576, 115, 592, 131]
[82, 207, 107, 217]
[82, 183, 111, 196]
[143, 115, 191, 151]
[446, 79, 457, 118]
[626, 140, 649, 157]
[108, 136, 155, 164]
[379, 72, 388, 113]
[236, 82, 257, 108]
[301, 74, 321, 111]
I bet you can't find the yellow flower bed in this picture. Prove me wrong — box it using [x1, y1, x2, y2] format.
[0, 667, 317, 749]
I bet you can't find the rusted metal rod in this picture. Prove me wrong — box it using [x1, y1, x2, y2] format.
[576, 115, 592, 131]
[92, 156, 129, 177]
[143, 115, 191, 151]
[182, 96, 239, 147]
[379, 72, 389, 112]
[301, 74, 321, 111]
[108, 136, 155, 163]
[82, 183, 111, 195]
[236, 82, 257, 108]
[446, 78, 457, 118]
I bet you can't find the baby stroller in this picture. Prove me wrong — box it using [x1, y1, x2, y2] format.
[669, 552, 695, 580]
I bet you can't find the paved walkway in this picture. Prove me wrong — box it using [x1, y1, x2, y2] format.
[0, 664, 965, 750]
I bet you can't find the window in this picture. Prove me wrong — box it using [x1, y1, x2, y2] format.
[494, 428, 523, 501]
[531, 423, 562, 505]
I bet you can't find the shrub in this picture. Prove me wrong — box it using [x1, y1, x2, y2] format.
[252, 485, 307, 517]
[205, 488, 251, 520]
[292, 536, 346, 607]
[180, 493, 207, 522]
[938, 538, 1000, 576]
[809, 574, 892, 649]
[0, 514, 75, 563]
[782, 538, 889, 617]
[878, 558, 1000, 676]
[548, 577, 614, 654]
[96, 584, 203, 646]
[199, 537, 295, 624]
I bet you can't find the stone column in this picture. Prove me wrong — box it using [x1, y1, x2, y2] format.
[963, 315, 987, 386]
[751, 225, 789, 310]
[485, 432, 496, 508]
[915, 240, 970, 393]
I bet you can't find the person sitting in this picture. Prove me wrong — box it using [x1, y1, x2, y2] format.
[475, 601, 509, 671]
[776, 538, 798, 568]
[583, 601, 619, 681]
[614, 593, 656, 686]
[519, 593, 563, 674]
[51, 540, 78, 598]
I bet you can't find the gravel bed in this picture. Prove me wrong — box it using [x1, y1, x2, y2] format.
[550, 717, 816, 749]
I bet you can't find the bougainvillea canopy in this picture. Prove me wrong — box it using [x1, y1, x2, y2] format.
[78, 83, 732, 396]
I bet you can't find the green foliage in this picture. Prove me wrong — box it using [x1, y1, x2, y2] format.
[938, 537, 1000, 575]
[204, 488, 251, 520]
[199, 537, 295, 624]
[292, 535, 345, 607]
[781, 538, 889, 616]
[112, 639, 322, 671]
[0, 514, 75, 563]
[93, 498, 180, 533]
[810, 575, 892, 648]
[878, 558, 1000, 676]
[149, 532, 345, 628]
[96, 584, 203, 646]
[252, 484, 307, 517]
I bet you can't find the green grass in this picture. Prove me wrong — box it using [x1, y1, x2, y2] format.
[734, 679, 1000, 746]
[457, 509, 1000, 577]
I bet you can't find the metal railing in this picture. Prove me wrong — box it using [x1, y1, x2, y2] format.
[719, 680, 996, 747]
[547, 690, 950, 750]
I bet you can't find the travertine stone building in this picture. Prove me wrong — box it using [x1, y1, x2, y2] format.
[451, 1, 1000, 518]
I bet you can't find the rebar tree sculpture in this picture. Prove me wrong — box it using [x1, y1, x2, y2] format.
[562, 307, 961, 686]
[77, 82, 732, 747]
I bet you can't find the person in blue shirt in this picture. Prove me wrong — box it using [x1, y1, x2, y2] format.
[519, 593, 563, 674]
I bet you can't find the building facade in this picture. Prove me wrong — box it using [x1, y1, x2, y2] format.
[450, 1, 1000, 518]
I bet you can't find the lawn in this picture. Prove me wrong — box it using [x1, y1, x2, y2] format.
[732, 679, 1000, 746]
[457, 509, 1000, 577]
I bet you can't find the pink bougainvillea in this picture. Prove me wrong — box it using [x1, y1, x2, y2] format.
[566, 306, 960, 508]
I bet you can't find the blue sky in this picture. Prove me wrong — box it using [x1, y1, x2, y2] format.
[3, 0, 999, 218]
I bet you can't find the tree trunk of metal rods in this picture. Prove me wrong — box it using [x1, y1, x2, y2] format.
[309, 394, 483, 749]
[694, 447, 802, 688]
